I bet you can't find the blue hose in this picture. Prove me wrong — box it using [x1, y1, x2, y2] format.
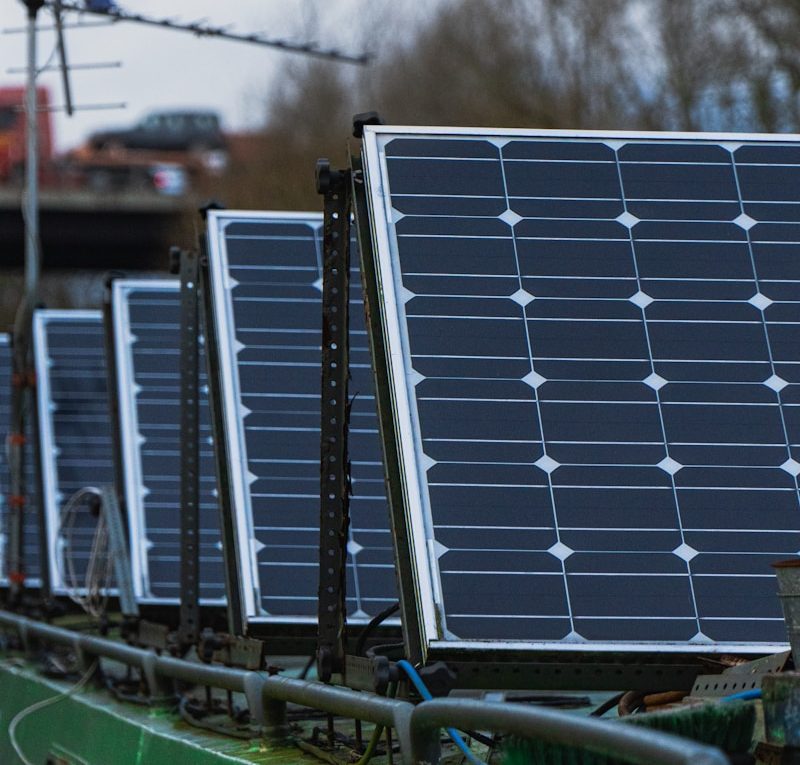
[721, 688, 761, 702]
[397, 659, 487, 765]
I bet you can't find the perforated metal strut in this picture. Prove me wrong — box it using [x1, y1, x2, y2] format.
[6, 372, 27, 597]
[316, 160, 353, 682]
[7, 320, 36, 601]
[178, 249, 201, 649]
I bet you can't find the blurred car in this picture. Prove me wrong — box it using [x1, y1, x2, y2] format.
[88, 110, 226, 152]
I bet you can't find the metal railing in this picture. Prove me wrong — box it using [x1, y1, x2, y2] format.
[0, 611, 728, 765]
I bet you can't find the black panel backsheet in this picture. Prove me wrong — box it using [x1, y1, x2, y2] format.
[363, 130, 800, 651]
[209, 213, 396, 623]
[117, 283, 224, 603]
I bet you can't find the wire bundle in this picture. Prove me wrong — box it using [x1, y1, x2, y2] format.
[60, 486, 113, 618]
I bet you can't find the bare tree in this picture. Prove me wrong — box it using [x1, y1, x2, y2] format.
[204, 0, 800, 211]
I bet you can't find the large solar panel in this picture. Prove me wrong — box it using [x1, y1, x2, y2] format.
[34, 310, 115, 595]
[206, 210, 395, 626]
[111, 279, 225, 604]
[360, 126, 800, 655]
[0, 334, 42, 587]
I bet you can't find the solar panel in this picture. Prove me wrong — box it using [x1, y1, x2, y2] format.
[206, 210, 395, 626]
[111, 278, 225, 604]
[360, 126, 800, 655]
[0, 333, 42, 587]
[34, 310, 115, 595]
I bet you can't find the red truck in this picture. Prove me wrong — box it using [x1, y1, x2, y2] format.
[0, 86, 54, 184]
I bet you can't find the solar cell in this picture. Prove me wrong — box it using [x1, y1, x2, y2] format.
[34, 310, 115, 595]
[0, 334, 42, 587]
[360, 127, 800, 655]
[206, 211, 395, 626]
[111, 279, 225, 604]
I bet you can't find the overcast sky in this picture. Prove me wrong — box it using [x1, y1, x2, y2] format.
[0, 0, 369, 151]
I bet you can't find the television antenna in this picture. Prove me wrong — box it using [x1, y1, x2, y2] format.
[41, 1, 370, 64]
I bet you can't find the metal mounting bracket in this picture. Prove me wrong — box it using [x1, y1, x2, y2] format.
[344, 654, 397, 695]
[7, 344, 32, 602]
[125, 619, 170, 652]
[316, 159, 354, 682]
[691, 650, 791, 699]
[98, 484, 138, 619]
[178, 248, 201, 649]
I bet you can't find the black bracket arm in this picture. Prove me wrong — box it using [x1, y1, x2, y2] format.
[316, 159, 354, 682]
[178, 248, 202, 650]
[196, 226, 245, 638]
[7, 305, 40, 603]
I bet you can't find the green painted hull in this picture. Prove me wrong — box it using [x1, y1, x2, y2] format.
[0, 660, 299, 765]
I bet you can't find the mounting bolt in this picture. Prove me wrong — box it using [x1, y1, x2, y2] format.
[317, 646, 333, 683]
[371, 655, 391, 695]
[198, 627, 224, 663]
[168, 246, 182, 275]
[103, 270, 126, 290]
[352, 112, 384, 139]
[198, 199, 225, 221]
[316, 159, 348, 196]
[22, 0, 45, 18]
[417, 661, 457, 697]
[315, 159, 338, 196]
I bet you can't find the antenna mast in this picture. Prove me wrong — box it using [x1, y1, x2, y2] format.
[24, 0, 43, 309]
[7, 0, 45, 603]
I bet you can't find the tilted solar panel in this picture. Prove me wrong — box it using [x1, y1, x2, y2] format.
[35, 310, 115, 595]
[111, 279, 225, 604]
[206, 211, 395, 627]
[0, 334, 42, 587]
[360, 126, 800, 656]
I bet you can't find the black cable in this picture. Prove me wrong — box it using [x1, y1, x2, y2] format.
[300, 652, 316, 680]
[355, 602, 400, 657]
[365, 642, 405, 661]
[590, 691, 625, 717]
[461, 730, 496, 748]
[618, 690, 648, 716]
[300, 601, 401, 677]
[104, 675, 153, 706]
[178, 695, 258, 739]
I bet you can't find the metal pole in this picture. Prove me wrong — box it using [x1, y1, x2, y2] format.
[24, 0, 42, 304]
[52, 0, 74, 117]
[409, 699, 730, 765]
[8, 0, 44, 602]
